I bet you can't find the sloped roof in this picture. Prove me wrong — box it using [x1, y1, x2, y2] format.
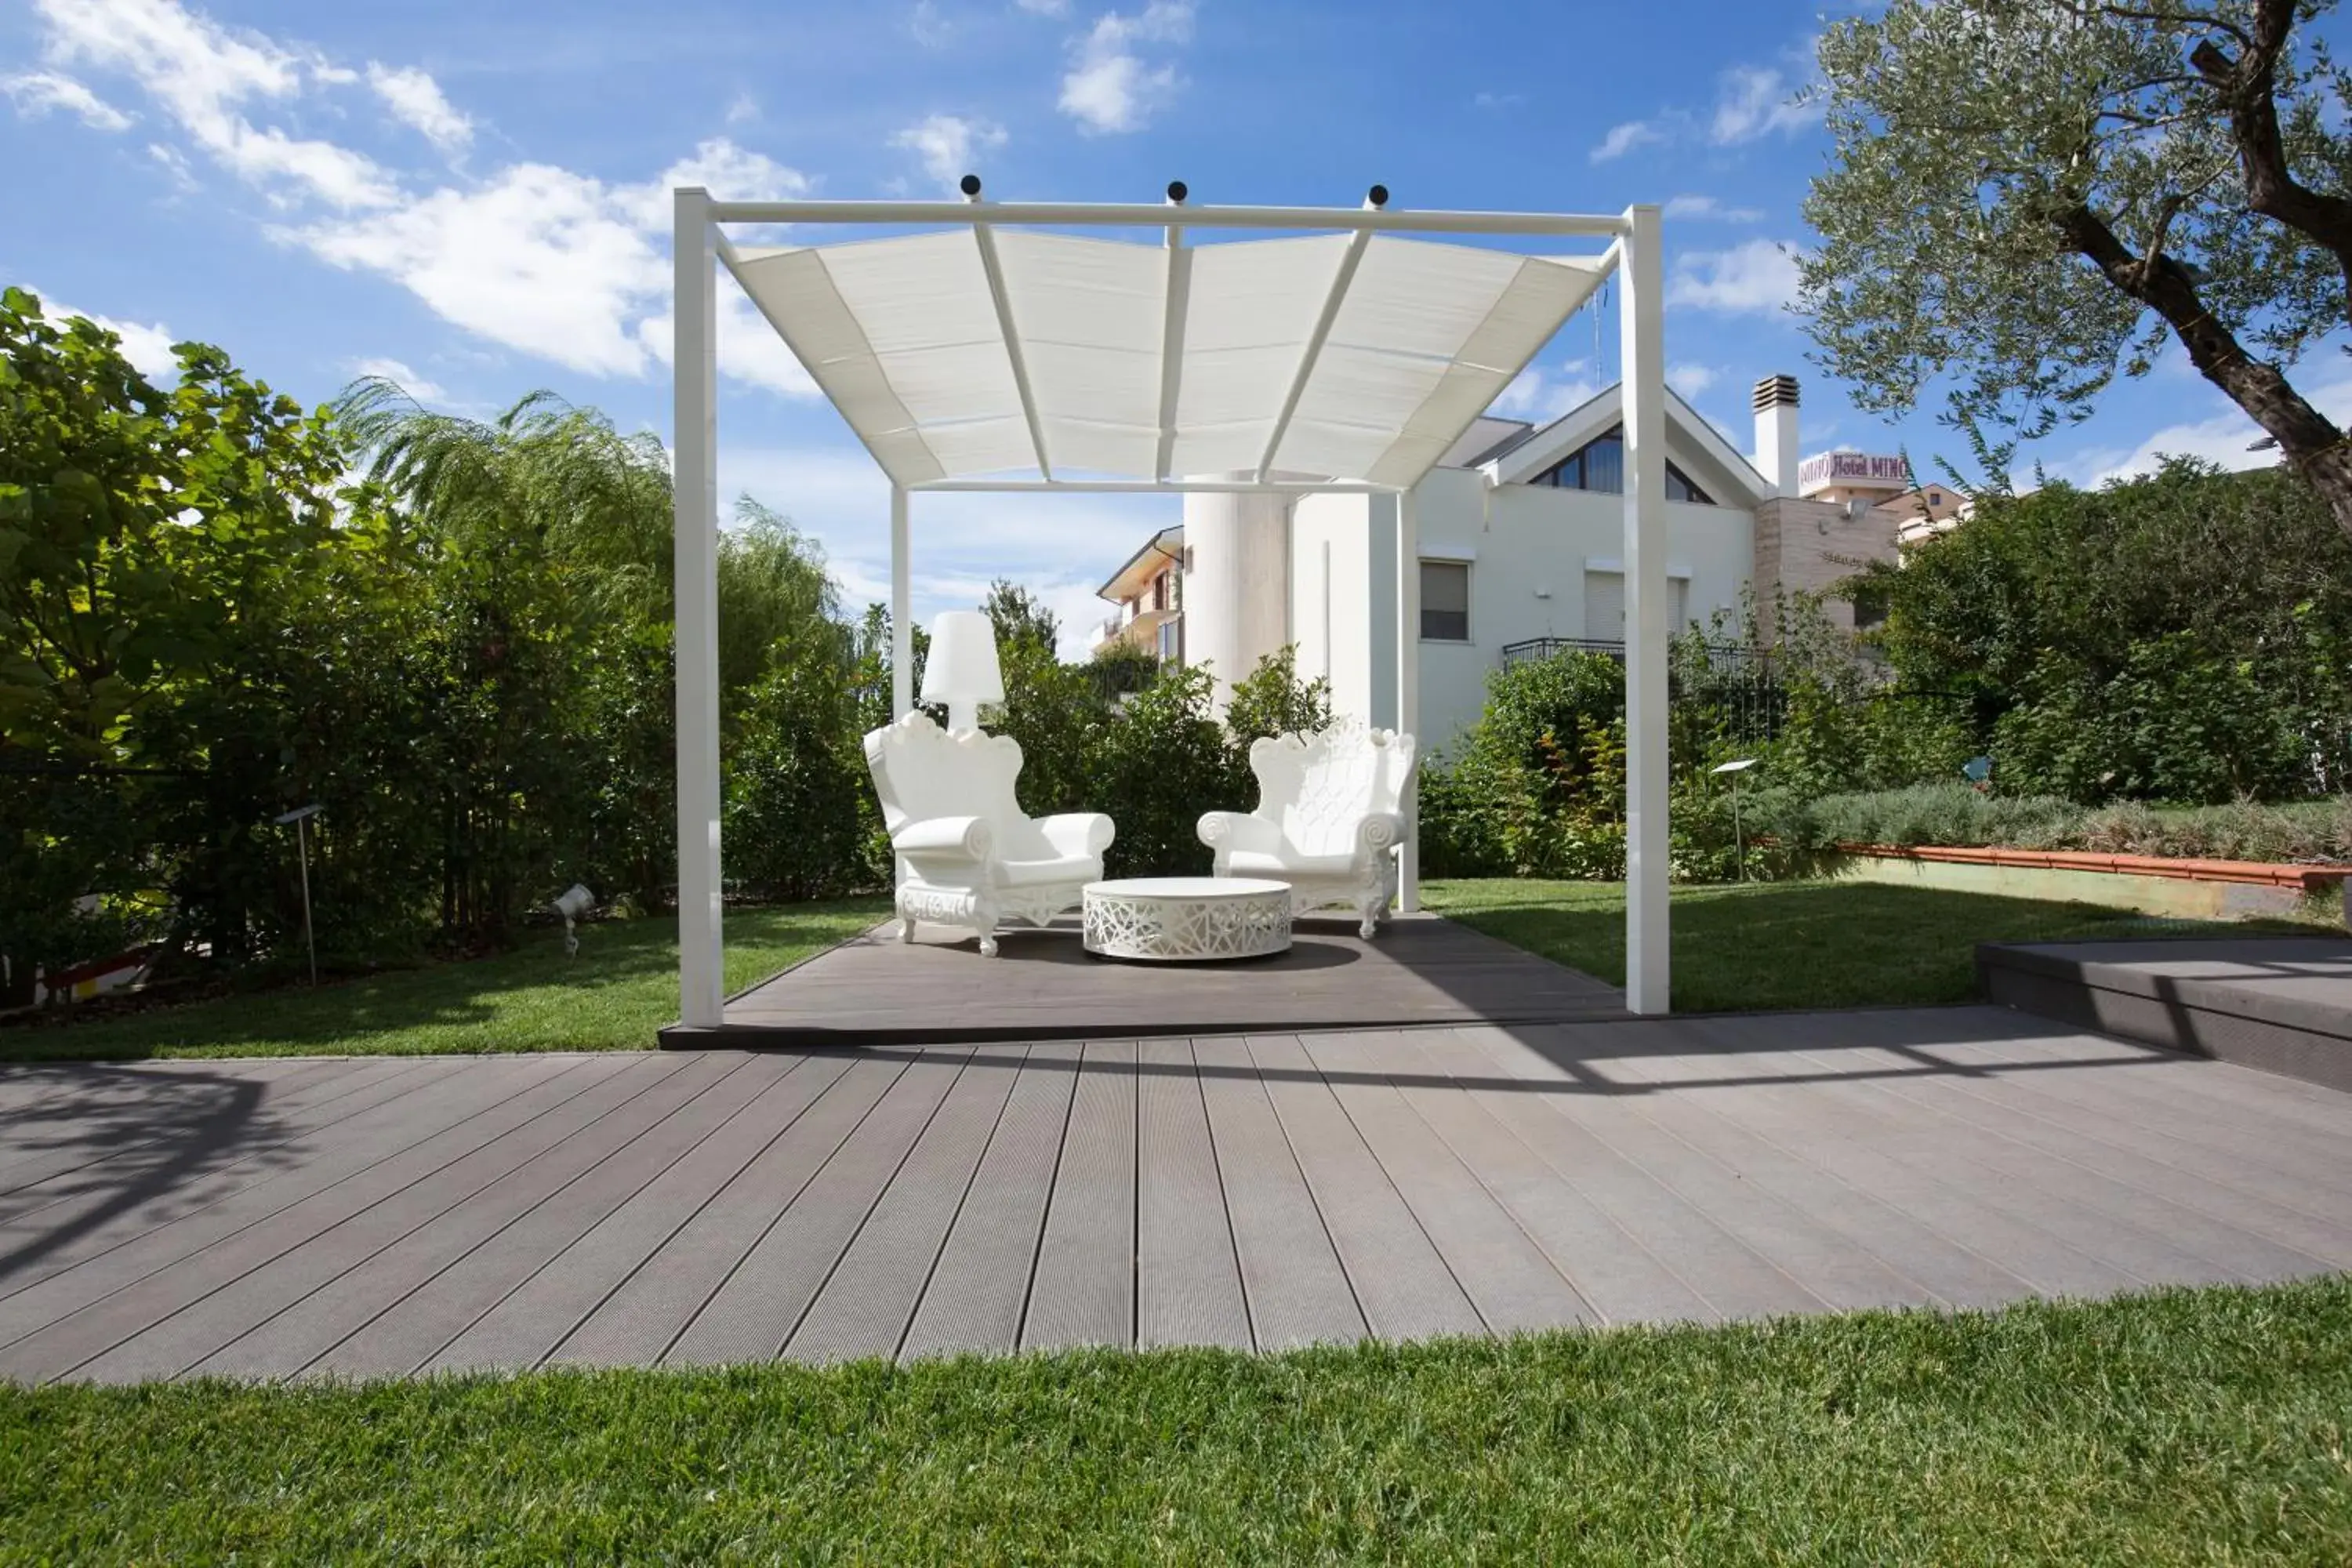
[729, 230, 1608, 490]
[1479, 381, 1776, 507]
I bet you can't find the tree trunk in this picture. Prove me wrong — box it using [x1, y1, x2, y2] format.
[2057, 204, 2352, 539]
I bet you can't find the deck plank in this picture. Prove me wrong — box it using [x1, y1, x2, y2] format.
[1191, 1036, 1363, 1350]
[407, 1054, 808, 1374]
[1021, 1040, 1138, 1352]
[663, 1048, 972, 1367]
[73, 1056, 713, 1384]
[1294, 1031, 1589, 1334]
[1134, 1038, 1250, 1350]
[0, 1056, 607, 1371]
[1242, 1034, 1482, 1341]
[900, 1042, 1077, 1361]
[543, 1051, 877, 1369]
[786, 1044, 1026, 1365]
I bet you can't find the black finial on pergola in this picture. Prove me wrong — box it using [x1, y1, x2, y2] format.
[1367, 183, 1390, 209]
[1167, 180, 1189, 204]
[959, 173, 982, 198]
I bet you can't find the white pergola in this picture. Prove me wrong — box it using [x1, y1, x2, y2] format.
[671, 184, 1673, 1027]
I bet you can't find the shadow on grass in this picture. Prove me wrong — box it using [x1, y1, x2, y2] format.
[1423, 878, 2321, 1013]
[0, 900, 891, 1063]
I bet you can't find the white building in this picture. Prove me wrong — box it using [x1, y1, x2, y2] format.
[1094, 374, 1904, 748]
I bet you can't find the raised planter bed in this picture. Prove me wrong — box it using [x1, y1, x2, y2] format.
[1828, 841, 2350, 923]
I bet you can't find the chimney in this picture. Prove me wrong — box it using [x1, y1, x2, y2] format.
[1752, 374, 1799, 498]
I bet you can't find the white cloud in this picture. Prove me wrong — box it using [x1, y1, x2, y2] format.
[1059, 1, 1192, 134]
[25, 0, 815, 397]
[891, 114, 1007, 190]
[1472, 90, 1523, 111]
[724, 92, 760, 126]
[31, 289, 178, 379]
[2, 69, 132, 130]
[1668, 238, 1801, 314]
[909, 0, 953, 48]
[1662, 193, 1764, 223]
[1709, 63, 1819, 146]
[1016, 0, 1072, 13]
[365, 63, 471, 154]
[348, 356, 447, 401]
[2085, 376, 2352, 486]
[1668, 362, 1719, 398]
[1493, 358, 1602, 423]
[32, 0, 399, 209]
[1589, 119, 1661, 164]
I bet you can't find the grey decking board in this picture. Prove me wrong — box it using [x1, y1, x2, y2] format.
[1785, 1040, 2350, 1284]
[1242, 1034, 1483, 1341]
[1191, 1036, 1365, 1351]
[313, 1054, 770, 1381]
[1135, 1039, 1251, 1350]
[1021, 1040, 1138, 1352]
[1463, 1021, 1935, 1316]
[67, 1056, 712, 1385]
[204, 1055, 779, 1382]
[1379, 1029, 1723, 1326]
[412, 1054, 808, 1374]
[543, 1051, 880, 1370]
[0, 1056, 401, 1200]
[662, 1048, 972, 1367]
[0, 1057, 470, 1287]
[1571, 1033, 2049, 1312]
[1295, 1031, 1592, 1334]
[899, 1042, 1076, 1361]
[786, 1044, 1027, 1365]
[0, 1055, 600, 1359]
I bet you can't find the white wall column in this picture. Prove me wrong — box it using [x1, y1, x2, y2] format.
[672, 187, 724, 1029]
[1619, 203, 1670, 1014]
[1395, 485, 1420, 913]
[890, 485, 912, 720]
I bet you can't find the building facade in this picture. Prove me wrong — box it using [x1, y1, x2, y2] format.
[1091, 375, 1904, 748]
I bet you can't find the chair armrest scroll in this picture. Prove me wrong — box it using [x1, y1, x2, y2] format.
[1352, 811, 1405, 858]
[891, 815, 993, 867]
[1197, 811, 1283, 855]
[1037, 812, 1115, 859]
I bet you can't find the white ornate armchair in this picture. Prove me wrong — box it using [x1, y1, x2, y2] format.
[1198, 719, 1417, 938]
[863, 712, 1114, 956]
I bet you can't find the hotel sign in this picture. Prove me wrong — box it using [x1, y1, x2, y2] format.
[1798, 452, 1911, 489]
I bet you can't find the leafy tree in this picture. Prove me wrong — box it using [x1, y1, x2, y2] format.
[980, 579, 1062, 659]
[1802, 0, 2352, 530]
[1223, 644, 1332, 748]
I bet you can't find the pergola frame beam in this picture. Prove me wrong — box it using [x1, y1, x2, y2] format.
[970, 216, 1054, 481]
[1154, 209, 1190, 483]
[1256, 228, 1371, 482]
[669, 189, 1670, 1035]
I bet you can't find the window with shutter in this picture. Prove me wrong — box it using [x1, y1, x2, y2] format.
[1420, 561, 1470, 641]
[1583, 569, 1624, 642]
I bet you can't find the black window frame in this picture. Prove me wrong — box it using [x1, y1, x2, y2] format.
[1418, 559, 1472, 642]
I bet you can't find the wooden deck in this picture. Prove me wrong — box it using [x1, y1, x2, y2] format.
[5, 1005, 2350, 1383]
[671, 912, 1628, 1047]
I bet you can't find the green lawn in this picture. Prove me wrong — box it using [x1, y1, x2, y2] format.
[1422, 877, 2327, 1012]
[3, 1279, 2347, 1563]
[0, 899, 889, 1063]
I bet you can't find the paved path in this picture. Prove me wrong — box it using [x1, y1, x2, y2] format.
[3, 1007, 2348, 1382]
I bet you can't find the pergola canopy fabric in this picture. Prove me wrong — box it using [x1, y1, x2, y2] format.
[731, 230, 1607, 490]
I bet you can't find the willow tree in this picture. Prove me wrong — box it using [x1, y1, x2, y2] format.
[1800, 0, 2352, 532]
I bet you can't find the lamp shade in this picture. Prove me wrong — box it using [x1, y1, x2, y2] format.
[921, 611, 1005, 709]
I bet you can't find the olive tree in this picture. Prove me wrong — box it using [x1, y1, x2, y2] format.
[1801, 0, 2352, 532]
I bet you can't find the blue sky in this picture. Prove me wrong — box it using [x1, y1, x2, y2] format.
[5, 0, 2336, 654]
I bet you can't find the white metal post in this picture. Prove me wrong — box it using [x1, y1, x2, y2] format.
[673, 187, 725, 1029]
[1619, 204, 1670, 1014]
[890, 485, 912, 720]
[1395, 486, 1421, 913]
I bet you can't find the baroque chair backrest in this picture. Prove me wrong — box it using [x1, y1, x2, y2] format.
[1248, 719, 1418, 858]
[863, 713, 1055, 863]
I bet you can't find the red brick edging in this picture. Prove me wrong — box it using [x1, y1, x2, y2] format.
[1835, 841, 2352, 893]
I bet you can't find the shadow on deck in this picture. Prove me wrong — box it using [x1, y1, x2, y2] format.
[662, 912, 1628, 1049]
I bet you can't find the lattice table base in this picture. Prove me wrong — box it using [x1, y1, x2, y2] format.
[1081, 877, 1293, 962]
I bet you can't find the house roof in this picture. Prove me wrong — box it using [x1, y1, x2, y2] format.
[1095, 525, 1185, 602]
[1479, 381, 1775, 507]
[728, 230, 1610, 490]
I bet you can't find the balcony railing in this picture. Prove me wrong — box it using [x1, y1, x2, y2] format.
[1500, 636, 1766, 670]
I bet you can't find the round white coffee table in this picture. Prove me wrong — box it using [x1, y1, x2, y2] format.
[1082, 877, 1293, 962]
